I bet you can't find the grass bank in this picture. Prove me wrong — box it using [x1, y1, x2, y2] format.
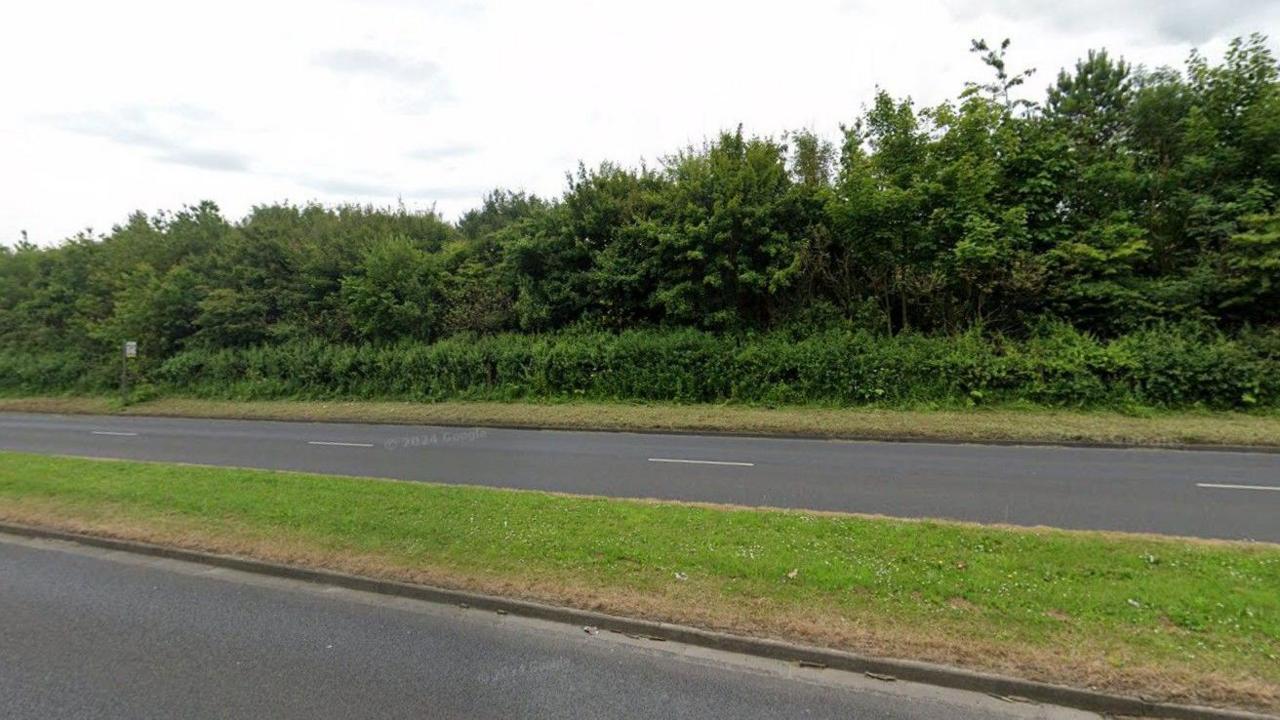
[3, 395, 1280, 448]
[0, 451, 1276, 712]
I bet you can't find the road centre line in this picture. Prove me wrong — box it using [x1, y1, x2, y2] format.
[90, 431, 138, 437]
[1196, 482, 1280, 492]
[307, 441, 376, 448]
[648, 457, 755, 467]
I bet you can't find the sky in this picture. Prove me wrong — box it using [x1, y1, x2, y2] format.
[2, 0, 1277, 246]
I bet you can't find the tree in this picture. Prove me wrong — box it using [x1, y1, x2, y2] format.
[457, 189, 546, 241]
[964, 38, 1037, 112]
[1046, 49, 1133, 150]
[93, 264, 202, 360]
[340, 235, 443, 342]
[1221, 209, 1280, 320]
[651, 128, 804, 328]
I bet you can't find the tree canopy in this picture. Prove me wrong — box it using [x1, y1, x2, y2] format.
[3, 35, 1278, 363]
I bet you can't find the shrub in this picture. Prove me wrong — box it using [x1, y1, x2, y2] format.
[7, 326, 1276, 410]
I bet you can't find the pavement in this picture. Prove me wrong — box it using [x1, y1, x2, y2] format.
[0, 532, 1097, 720]
[1, 411, 1278, 541]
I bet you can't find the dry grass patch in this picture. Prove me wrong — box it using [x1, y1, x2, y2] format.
[0, 396, 116, 415]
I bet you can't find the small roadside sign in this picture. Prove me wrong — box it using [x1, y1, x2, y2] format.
[120, 341, 137, 405]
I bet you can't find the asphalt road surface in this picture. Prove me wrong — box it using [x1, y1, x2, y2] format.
[0, 534, 1095, 720]
[2, 412, 1278, 541]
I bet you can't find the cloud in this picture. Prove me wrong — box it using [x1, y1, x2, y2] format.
[313, 48, 452, 113]
[312, 48, 443, 84]
[359, 0, 485, 18]
[49, 106, 251, 174]
[156, 148, 250, 173]
[406, 144, 478, 162]
[299, 177, 404, 196]
[298, 175, 482, 200]
[945, 0, 1279, 45]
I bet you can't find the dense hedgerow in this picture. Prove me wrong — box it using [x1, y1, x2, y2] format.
[6, 324, 1274, 410]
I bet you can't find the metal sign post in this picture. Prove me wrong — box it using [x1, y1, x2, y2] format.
[121, 341, 137, 405]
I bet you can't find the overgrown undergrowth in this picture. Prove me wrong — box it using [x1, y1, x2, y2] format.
[3, 324, 1279, 411]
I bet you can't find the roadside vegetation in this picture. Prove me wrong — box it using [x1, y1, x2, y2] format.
[4, 324, 1280, 410]
[3, 36, 1279, 415]
[0, 451, 1276, 712]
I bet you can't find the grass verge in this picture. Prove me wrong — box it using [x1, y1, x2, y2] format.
[3, 395, 1280, 448]
[0, 451, 1276, 712]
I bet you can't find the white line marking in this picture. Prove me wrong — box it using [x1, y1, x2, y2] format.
[307, 441, 376, 448]
[1196, 482, 1280, 492]
[91, 431, 137, 437]
[648, 457, 755, 467]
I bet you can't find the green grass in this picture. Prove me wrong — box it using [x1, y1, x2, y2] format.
[4, 395, 1280, 447]
[0, 451, 1276, 711]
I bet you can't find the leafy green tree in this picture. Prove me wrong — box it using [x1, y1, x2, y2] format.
[964, 38, 1037, 112]
[500, 203, 592, 331]
[340, 235, 443, 342]
[1046, 49, 1133, 149]
[652, 129, 804, 328]
[192, 289, 270, 349]
[1222, 209, 1280, 319]
[92, 264, 203, 360]
[457, 190, 546, 241]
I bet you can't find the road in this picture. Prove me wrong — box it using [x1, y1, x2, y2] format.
[1, 412, 1278, 541]
[0, 533, 1094, 720]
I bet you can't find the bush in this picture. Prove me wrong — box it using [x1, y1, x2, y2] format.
[0, 350, 112, 395]
[6, 326, 1276, 410]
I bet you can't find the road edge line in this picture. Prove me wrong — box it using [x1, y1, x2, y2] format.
[0, 520, 1272, 720]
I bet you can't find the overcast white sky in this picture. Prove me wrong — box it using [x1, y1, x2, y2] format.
[3, 0, 1277, 246]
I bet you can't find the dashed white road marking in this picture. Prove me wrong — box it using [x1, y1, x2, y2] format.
[307, 441, 376, 448]
[91, 431, 137, 437]
[648, 457, 755, 467]
[1196, 482, 1280, 492]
